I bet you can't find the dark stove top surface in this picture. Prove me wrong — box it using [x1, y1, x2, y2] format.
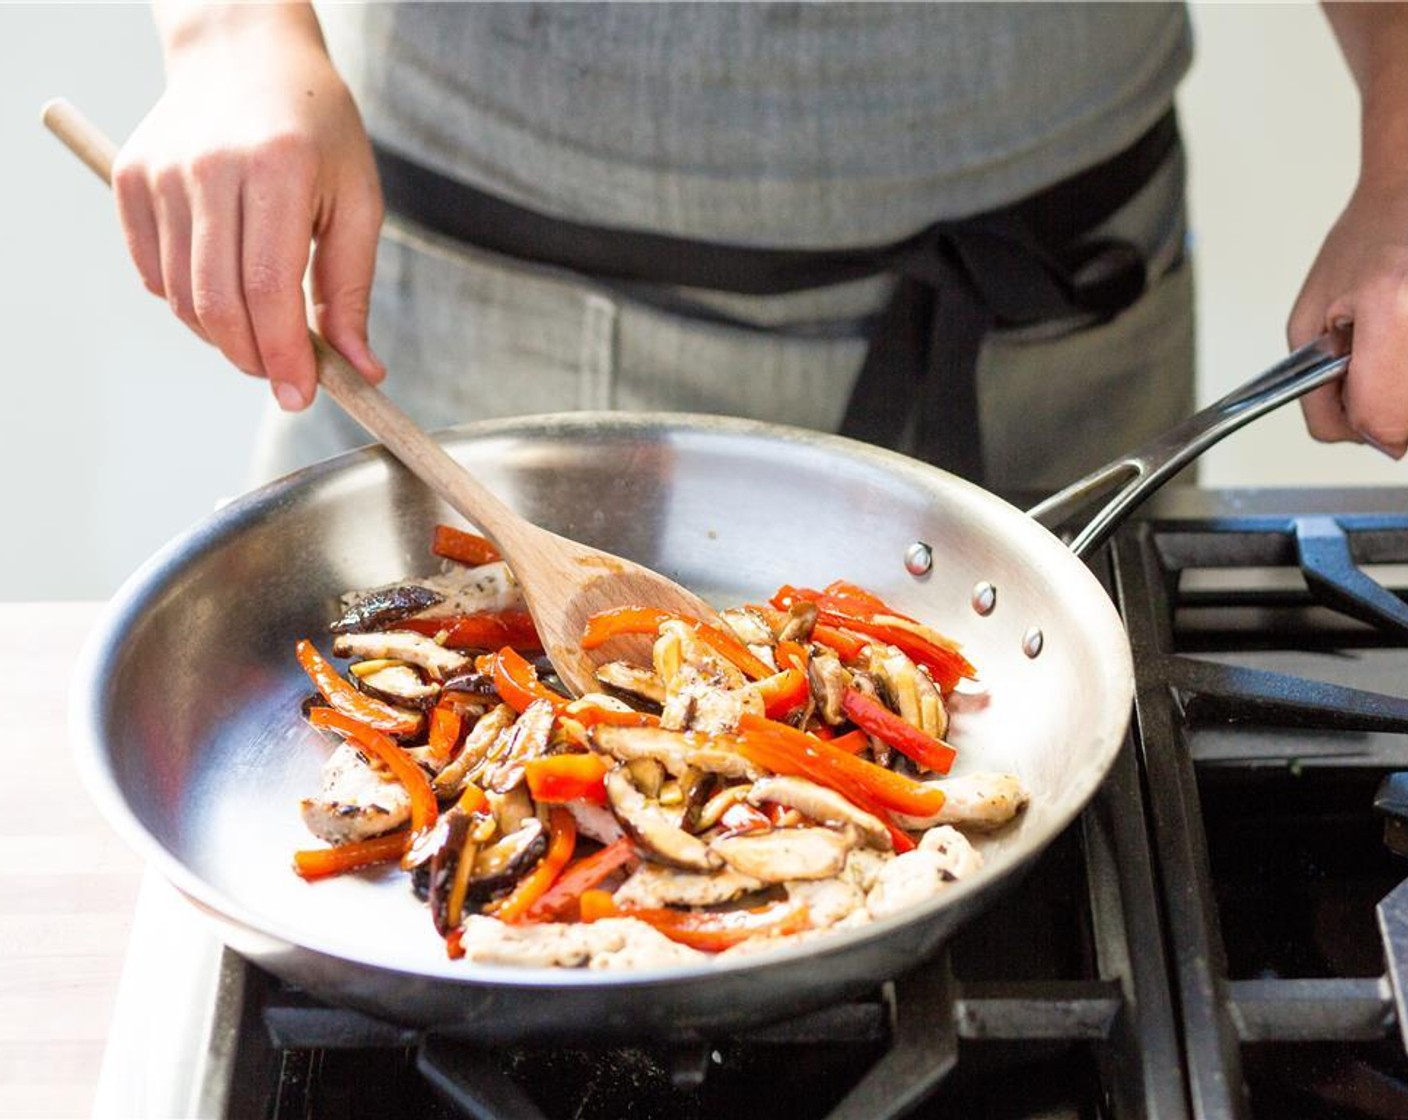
[211, 489, 1408, 1120]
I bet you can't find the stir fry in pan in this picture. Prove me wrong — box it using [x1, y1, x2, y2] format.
[291, 524, 1029, 967]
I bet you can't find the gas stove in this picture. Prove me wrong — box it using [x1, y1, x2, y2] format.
[95, 488, 1408, 1120]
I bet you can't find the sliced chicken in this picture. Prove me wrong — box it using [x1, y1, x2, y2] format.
[416, 560, 523, 617]
[865, 826, 983, 920]
[299, 742, 411, 844]
[891, 772, 1030, 831]
[711, 826, 854, 882]
[719, 607, 775, 647]
[453, 915, 705, 970]
[782, 877, 868, 928]
[613, 863, 763, 909]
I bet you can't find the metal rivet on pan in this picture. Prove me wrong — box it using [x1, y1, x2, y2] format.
[971, 581, 997, 616]
[1022, 627, 1044, 659]
[904, 541, 933, 576]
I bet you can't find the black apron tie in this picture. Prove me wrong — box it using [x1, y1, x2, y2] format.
[373, 109, 1176, 485]
[843, 215, 1147, 478]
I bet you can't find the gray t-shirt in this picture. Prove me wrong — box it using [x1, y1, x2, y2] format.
[321, 2, 1191, 249]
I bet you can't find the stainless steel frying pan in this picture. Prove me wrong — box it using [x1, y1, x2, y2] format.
[70, 333, 1348, 1041]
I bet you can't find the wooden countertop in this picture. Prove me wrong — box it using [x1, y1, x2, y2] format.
[0, 603, 144, 1119]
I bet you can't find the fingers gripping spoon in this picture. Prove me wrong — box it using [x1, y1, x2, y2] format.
[42, 97, 717, 695]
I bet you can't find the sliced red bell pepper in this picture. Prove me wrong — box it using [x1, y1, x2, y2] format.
[774, 639, 809, 674]
[746, 605, 869, 663]
[293, 830, 409, 881]
[401, 610, 542, 652]
[769, 581, 974, 688]
[754, 667, 810, 719]
[424, 706, 463, 771]
[306, 708, 440, 861]
[737, 713, 944, 819]
[526, 837, 639, 922]
[456, 782, 488, 814]
[562, 703, 661, 730]
[431, 524, 502, 567]
[728, 725, 914, 852]
[828, 729, 871, 755]
[812, 624, 868, 661]
[581, 607, 774, 681]
[771, 581, 905, 621]
[490, 808, 577, 924]
[296, 639, 423, 737]
[524, 752, 611, 806]
[841, 689, 957, 775]
[817, 611, 975, 691]
[492, 647, 569, 713]
[580, 894, 811, 952]
[578, 888, 619, 923]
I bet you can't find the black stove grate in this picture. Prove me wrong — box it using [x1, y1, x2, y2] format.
[1111, 510, 1408, 1119]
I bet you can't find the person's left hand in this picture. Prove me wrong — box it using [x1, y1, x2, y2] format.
[1288, 177, 1408, 459]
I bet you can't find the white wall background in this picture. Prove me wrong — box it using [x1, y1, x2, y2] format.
[2, 3, 1403, 603]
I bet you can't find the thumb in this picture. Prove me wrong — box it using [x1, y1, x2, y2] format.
[312, 193, 385, 385]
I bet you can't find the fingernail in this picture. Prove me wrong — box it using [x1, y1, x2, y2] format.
[274, 382, 308, 411]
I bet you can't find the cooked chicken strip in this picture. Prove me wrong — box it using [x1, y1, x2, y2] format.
[782, 877, 867, 928]
[299, 742, 411, 844]
[453, 915, 705, 969]
[614, 863, 763, 909]
[711, 826, 854, 882]
[865, 826, 983, 920]
[891, 772, 1030, 831]
[416, 560, 523, 617]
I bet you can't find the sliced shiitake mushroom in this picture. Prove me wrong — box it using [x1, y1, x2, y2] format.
[350, 660, 440, 710]
[605, 767, 721, 872]
[332, 630, 469, 681]
[808, 650, 852, 726]
[331, 584, 443, 634]
[595, 662, 667, 707]
[748, 776, 892, 850]
[590, 725, 694, 778]
[776, 600, 819, 643]
[433, 703, 516, 797]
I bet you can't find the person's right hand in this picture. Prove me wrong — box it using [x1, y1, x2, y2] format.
[114, 4, 384, 411]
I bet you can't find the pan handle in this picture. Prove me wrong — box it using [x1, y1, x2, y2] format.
[1026, 330, 1351, 558]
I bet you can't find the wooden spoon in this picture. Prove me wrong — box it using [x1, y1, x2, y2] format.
[42, 98, 717, 696]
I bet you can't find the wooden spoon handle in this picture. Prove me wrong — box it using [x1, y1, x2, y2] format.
[309, 335, 521, 538]
[41, 98, 524, 547]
